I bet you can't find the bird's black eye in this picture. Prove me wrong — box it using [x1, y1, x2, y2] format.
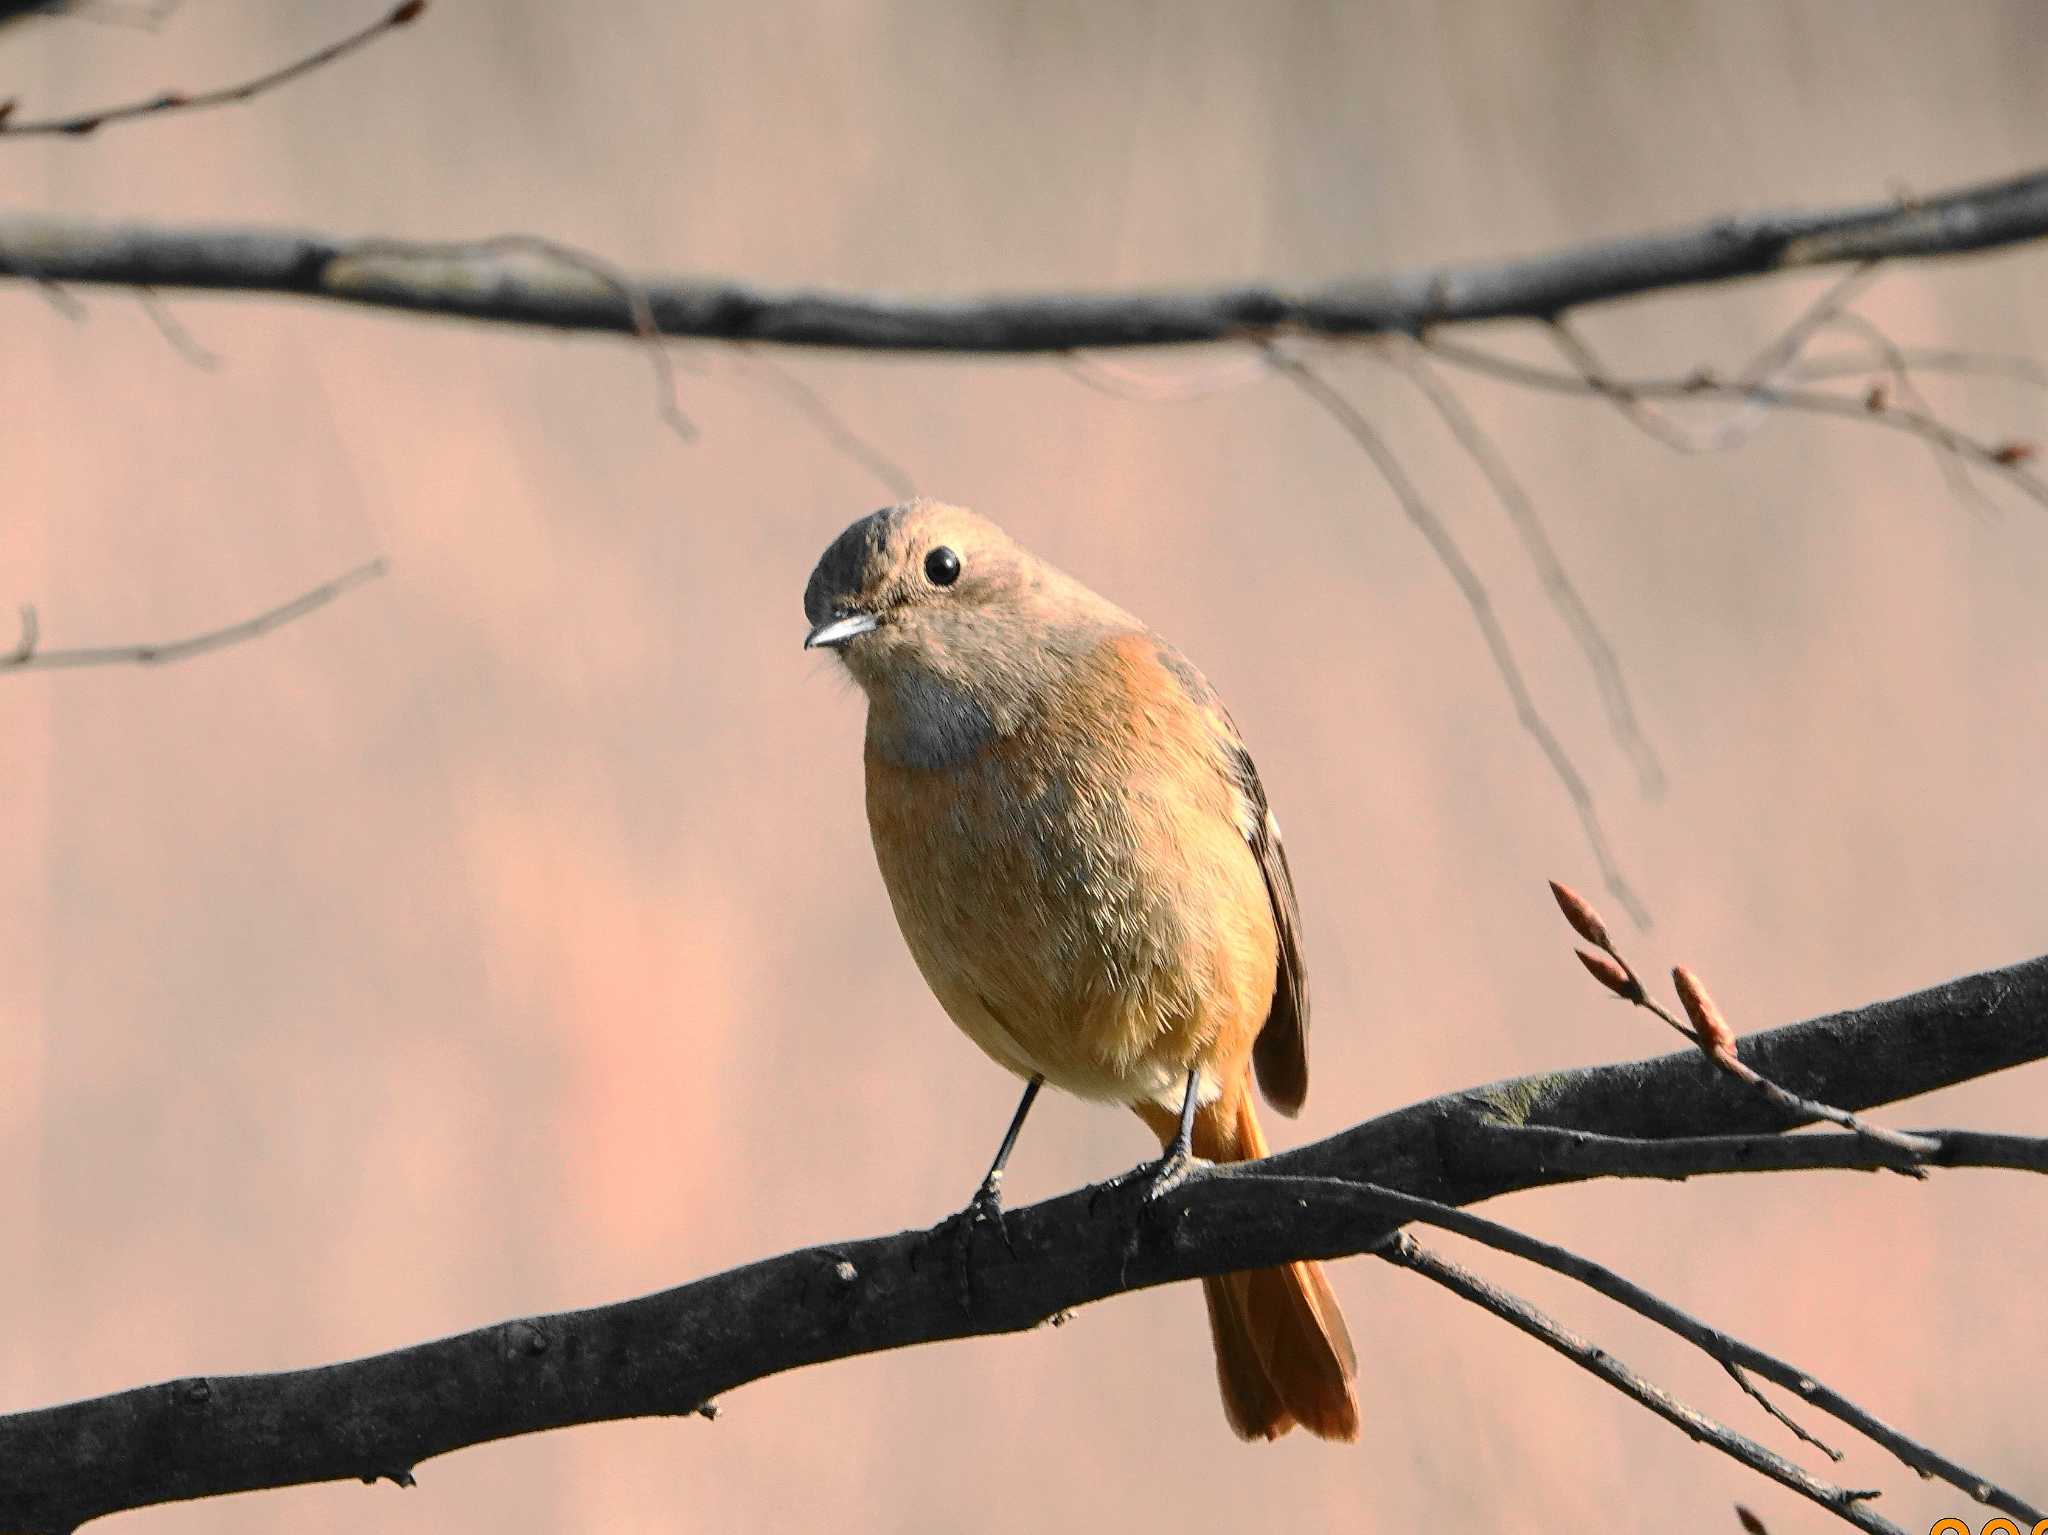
[924, 546, 961, 587]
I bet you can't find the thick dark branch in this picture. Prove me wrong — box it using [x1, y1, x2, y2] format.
[0, 952, 2040, 1528]
[0, 166, 2043, 348]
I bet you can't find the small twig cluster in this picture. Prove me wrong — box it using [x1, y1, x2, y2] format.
[1426, 321, 2048, 515]
[1549, 879, 1940, 1162]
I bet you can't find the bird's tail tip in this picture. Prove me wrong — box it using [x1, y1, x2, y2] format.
[1187, 1088, 1360, 1442]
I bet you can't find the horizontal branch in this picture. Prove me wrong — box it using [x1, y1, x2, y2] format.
[0, 166, 2043, 349]
[0, 951, 2041, 1529]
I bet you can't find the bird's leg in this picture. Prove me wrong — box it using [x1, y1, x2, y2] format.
[1146, 1067, 1204, 1198]
[1090, 1068, 1208, 1215]
[966, 1074, 1042, 1238]
[935, 1075, 1042, 1313]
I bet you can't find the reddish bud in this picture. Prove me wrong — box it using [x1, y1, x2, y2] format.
[0, 100, 15, 127]
[1673, 965, 1737, 1059]
[1548, 880, 1612, 950]
[1863, 383, 1888, 413]
[1736, 1507, 1769, 1535]
[1991, 440, 2037, 467]
[1576, 948, 1638, 1001]
[391, 0, 428, 22]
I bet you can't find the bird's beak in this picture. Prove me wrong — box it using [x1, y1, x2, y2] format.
[804, 611, 880, 650]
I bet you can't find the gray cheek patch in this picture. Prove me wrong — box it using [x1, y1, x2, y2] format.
[880, 668, 997, 769]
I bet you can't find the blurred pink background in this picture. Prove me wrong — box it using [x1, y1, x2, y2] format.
[2, 3, 2044, 1531]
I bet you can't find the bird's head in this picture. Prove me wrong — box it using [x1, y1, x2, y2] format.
[803, 499, 1131, 755]
[804, 499, 1033, 677]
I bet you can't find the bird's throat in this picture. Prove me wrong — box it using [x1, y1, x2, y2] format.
[866, 666, 1000, 770]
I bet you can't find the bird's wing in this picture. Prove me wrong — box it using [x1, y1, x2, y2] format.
[1148, 638, 1311, 1115]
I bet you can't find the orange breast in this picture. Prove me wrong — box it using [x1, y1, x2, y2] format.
[864, 632, 1276, 1108]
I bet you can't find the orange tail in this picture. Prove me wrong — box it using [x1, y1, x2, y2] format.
[1142, 1086, 1360, 1442]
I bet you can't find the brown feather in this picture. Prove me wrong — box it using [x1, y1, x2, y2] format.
[814, 501, 1355, 1442]
[1138, 1084, 1360, 1442]
[1231, 746, 1311, 1115]
[1148, 637, 1312, 1115]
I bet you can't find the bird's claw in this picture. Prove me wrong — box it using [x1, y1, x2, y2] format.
[1088, 1148, 1210, 1215]
[934, 1170, 1012, 1316]
[1142, 1147, 1204, 1201]
[964, 1170, 1014, 1252]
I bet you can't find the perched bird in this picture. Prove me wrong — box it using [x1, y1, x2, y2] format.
[804, 499, 1358, 1442]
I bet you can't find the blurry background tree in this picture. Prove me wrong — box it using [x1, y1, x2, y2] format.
[1, 5, 2043, 1534]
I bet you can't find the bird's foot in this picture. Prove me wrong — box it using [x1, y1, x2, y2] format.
[962, 1169, 1015, 1251]
[932, 1170, 1012, 1315]
[1089, 1148, 1214, 1287]
[1141, 1145, 1205, 1200]
[1088, 1148, 1211, 1215]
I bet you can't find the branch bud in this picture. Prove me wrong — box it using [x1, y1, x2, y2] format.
[1575, 948, 1638, 1001]
[1548, 880, 1612, 950]
[1672, 965, 1737, 1061]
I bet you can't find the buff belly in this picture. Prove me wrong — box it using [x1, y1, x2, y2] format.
[865, 733, 1277, 1113]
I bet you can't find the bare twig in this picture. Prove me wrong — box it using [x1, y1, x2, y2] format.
[1789, 346, 2048, 390]
[1381, 1236, 1904, 1535]
[1385, 339, 1666, 798]
[1428, 334, 2048, 514]
[1558, 263, 1886, 456]
[1724, 1363, 1844, 1461]
[1545, 315, 1744, 455]
[1738, 263, 1885, 390]
[1273, 349, 1652, 928]
[1249, 1172, 2039, 1525]
[1, 166, 2044, 345]
[1056, 349, 1274, 401]
[1055, 339, 1667, 822]
[1705, 1046, 1940, 1160]
[0, 2, 427, 139]
[5, 604, 37, 663]
[135, 287, 218, 369]
[739, 349, 916, 498]
[2, 559, 384, 672]
[1813, 308, 2006, 520]
[339, 234, 695, 441]
[22, 267, 86, 320]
